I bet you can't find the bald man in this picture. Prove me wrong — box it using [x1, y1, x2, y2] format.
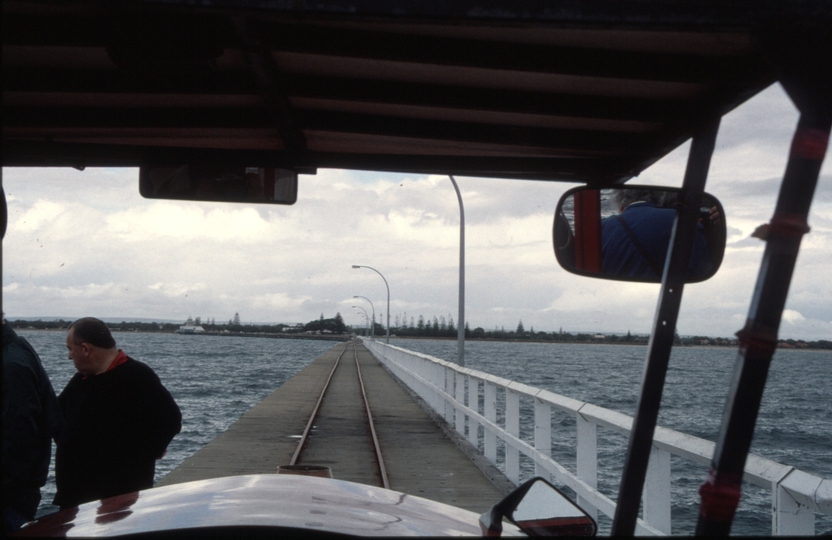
[53, 317, 181, 509]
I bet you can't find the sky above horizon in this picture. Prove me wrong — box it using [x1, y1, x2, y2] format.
[2, 84, 831, 340]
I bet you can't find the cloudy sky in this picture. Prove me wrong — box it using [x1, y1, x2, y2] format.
[2, 84, 831, 340]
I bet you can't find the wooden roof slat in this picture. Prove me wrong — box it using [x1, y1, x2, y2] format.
[256, 23, 767, 85]
[0, 12, 757, 56]
[290, 97, 662, 133]
[301, 21, 758, 56]
[2, 92, 264, 108]
[297, 110, 654, 153]
[1, 69, 687, 123]
[272, 52, 708, 100]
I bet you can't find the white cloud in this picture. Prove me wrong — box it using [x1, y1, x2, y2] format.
[781, 309, 806, 324]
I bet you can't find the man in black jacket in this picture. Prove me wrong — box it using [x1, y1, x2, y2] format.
[2, 319, 64, 533]
[53, 317, 181, 509]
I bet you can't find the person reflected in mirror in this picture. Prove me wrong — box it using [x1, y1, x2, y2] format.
[602, 189, 710, 279]
[53, 318, 181, 510]
[554, 211, 576, 269]
[2, 318, 64, 534]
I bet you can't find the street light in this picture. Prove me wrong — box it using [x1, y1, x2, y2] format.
[352, 265, 390, 344]
[353, 295, 375, 339]
[352, 306, 370, 337]
[448, 175, 465, 367]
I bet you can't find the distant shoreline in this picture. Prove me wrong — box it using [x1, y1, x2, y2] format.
[14, 327, 830, 351]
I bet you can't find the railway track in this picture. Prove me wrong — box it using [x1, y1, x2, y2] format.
[288, 341, 389, 488]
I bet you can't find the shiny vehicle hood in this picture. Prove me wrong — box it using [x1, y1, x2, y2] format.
[16, 474, 522, 537]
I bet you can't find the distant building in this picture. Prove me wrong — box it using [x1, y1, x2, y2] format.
[178, 325, 205, 334]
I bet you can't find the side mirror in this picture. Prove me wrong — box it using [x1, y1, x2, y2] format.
[140, 165, 298, 204]
[553, 185, 725, 283]
[480, 477, 597, 537]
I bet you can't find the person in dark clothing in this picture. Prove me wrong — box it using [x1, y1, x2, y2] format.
[53, 317, 181, 509]
[601, 190, 710, 280]
[2, 319, 64, 533]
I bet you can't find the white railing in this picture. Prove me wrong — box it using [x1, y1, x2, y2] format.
[361, 338, 831, 536]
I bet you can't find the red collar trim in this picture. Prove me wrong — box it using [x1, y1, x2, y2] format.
[105, 350, 128, 372]
[81, 350, 128, 380]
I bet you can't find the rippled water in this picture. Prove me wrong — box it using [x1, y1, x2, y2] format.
[18, 331, 831, 535]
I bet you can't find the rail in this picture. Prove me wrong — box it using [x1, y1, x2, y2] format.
[292, 341, 389, 488]
[361, 338, 831, 536]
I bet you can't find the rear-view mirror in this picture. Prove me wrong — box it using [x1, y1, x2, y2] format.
[553, 185, 725, 283]
[140, 165, 298, 204]
[509, 478, 597, 536]
[480, 477, 596, 537]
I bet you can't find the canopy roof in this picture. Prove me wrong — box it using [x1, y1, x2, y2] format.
[2, 1, 828, 182]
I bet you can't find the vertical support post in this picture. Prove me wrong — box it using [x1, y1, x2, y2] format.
[644, 445, 672, 535]
[455, 371, 465, 436]
[534, 398, 551, 478]
[432, 363, 443, 415]
[506, 389, 520, 485]
[444, 367, 454, 424]
[485, 382, 497, 464]
[774, 480, 815, 535]
[467, 376, 479, 448]
[612, 118, 720, 536]
[576, 414, 598, 522]
[696, 113, 830, 535]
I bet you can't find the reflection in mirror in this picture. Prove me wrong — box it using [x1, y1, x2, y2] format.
[553, 186, 725, 283]
[509, 478, 597, 536]
[140, 165, 298, 205]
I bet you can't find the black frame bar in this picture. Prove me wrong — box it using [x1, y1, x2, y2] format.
[611, 117, 720, 536]
[695, 112, 831, 536]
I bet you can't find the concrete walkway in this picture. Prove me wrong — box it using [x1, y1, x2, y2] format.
[157, 341, 510, 513]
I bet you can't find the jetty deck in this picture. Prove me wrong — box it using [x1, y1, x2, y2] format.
[157, 341, 511, 513]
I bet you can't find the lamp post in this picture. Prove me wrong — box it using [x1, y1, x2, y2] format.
[353, 295, 375, 339]
[352, 265, 390, 344]
[448, 175, 465, 367]
[352, 306, 370, 337]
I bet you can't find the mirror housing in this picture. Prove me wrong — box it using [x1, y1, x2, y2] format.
[140, 165, 299, 204]
[553, 185, 725, 283]
[479, 477, 596, 537]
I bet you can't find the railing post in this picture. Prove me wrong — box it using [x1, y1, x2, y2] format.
[774, 485, 815, 535]
[416, 356, 429, 403]
[433, 362, 443, 414]
[534, 398, 551, 479]
[774, 470, 817, 535]
[467, 376, 479, 448]
[444, 366, 454, 424]
[485, 381, 497, 464]
[577, 414, 599, 522]
[455, 371, 465, 436]
[506, 389, 520, 485]
[644, 445, 672, 535]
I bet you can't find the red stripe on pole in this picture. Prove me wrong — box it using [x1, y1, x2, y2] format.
[790, 127, 829, 161]
[574, 190, 602, 273]
[698, 467, 742, 523]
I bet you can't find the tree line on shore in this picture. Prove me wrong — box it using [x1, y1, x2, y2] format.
[8, 317, 831, 350]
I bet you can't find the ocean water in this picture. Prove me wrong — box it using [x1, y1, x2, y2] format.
[16, 331, 832, 535]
